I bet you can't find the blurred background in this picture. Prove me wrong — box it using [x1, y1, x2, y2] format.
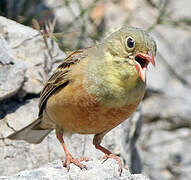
[0, 0, 191, 179]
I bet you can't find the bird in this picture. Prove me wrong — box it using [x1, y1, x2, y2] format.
[8, 26, 157, 174]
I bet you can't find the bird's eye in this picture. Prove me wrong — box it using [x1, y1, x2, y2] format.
[126, 37, 135, 48]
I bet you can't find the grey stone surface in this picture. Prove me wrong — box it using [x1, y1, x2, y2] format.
[139, 127, 191, 180]
[0, 35, 25, 101]
[121, 105, 143, 174]
[0, 16, 66, 94]
[0, 159, 150, 180]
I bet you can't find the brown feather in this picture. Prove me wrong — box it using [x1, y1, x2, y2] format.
[39, 50, 87, 115]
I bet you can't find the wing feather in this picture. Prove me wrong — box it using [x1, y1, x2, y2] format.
[38, 50, 87, 115]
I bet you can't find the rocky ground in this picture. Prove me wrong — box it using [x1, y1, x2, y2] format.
[0, 159, 150, 180]
[0, 0, 191, 180]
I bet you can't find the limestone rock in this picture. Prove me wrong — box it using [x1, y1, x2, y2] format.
[0, 159, 150, 180]
[0, 16, 66, 95]
[0, 35, 25, 101]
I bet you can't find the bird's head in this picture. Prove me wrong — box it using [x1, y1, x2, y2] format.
[104, 26, 157, 83]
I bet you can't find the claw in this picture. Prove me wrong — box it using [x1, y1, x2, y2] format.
[56, 132, 89, 171]
[61, 154, 87, 171]
[102, 154, 123, 176]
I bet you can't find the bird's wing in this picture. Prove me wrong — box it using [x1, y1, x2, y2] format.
[39, 50, 87, 115]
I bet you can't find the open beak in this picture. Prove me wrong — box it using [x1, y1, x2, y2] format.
[134, 51, 155, 82]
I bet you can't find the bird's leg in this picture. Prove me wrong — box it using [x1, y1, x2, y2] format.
[93, 133, 122, 175]
[56, 130, 87, 171]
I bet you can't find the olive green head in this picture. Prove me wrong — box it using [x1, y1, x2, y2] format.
[102, 26, 157, 83]
[105, 26, 157, 58]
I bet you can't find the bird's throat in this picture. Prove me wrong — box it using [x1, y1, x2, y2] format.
[84, 53, 146, 107]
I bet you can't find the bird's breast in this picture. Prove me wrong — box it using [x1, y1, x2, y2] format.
[45, 74, 144, 134]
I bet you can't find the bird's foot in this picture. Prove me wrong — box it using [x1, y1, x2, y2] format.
[103, 153, 122, 175]
[61, 153, 89, 171]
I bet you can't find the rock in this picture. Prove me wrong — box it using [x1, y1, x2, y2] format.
[121, 104, 143, 174]
[0, 34, 25, 101]
[139, 127, 191, 180]
[0, 99, 39, 138]
[0, 99, 49, 175]
[0, 16, 66, 95]
[0, 159, 150, 180]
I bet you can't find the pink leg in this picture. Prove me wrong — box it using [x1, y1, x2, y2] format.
[93, 134, 122, 175]
[56, 132, 88, 171]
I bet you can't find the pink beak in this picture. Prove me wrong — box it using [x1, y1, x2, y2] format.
[134, 51, 155, 82]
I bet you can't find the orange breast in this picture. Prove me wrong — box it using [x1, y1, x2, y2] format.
[45, 75, 143, 134]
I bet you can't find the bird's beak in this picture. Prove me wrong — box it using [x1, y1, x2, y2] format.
[134, 51, 155, 82]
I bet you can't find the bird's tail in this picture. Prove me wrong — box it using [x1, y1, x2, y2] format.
[8, 117, 52, 144]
